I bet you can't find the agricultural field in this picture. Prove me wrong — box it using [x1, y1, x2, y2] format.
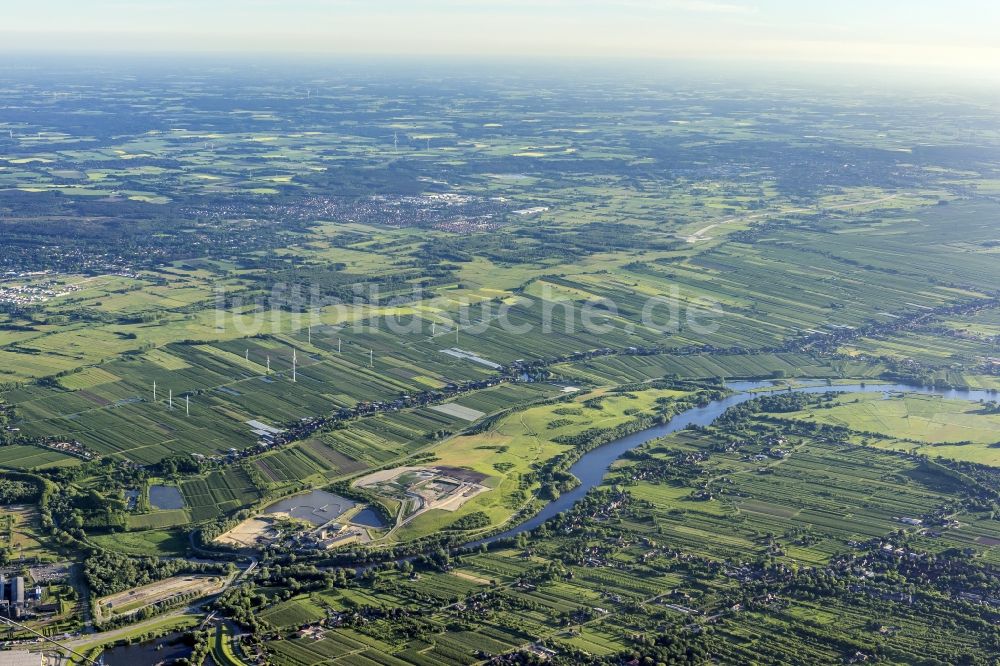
[551, 351, 880, 386]
[0, 445, 80, 471]
[250, 398, 1000, 665]
[259, 595, 328, 630]
[776, 392, 1000, 465]
[180, 468, 263, 523]
[844, 329, 999, 368]
[610, 427, 968, 564]
[841, 302, 1000, 378]
[1, 61, 1000, 664]
[198, 382, 700, 545]
[3, 330, 561, 466]
[370, 385, 699, 541]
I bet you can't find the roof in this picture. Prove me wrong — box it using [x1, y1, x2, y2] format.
[0, 651, 44, 666]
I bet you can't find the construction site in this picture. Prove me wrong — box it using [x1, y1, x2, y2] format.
[353, 466, 491, 527]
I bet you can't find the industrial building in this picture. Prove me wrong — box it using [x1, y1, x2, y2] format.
[0, 576, 28, 619]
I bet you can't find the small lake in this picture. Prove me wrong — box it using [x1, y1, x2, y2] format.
[351, 507, 386, 528]
[264, 489, 356, 525]
[100, 631, 191, 666]
[149, 485, 185, 511]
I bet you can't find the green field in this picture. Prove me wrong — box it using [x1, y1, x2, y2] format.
[373, 385, 698, 541]
[252, 399, 1000, 665]
[3, 63, 1000, 665]
[780, 392, 1000, 465]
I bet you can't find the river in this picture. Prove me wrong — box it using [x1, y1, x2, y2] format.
[470, 380, 998, 547]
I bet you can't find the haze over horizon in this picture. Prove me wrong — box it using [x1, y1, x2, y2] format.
[2, 0, 999, 82]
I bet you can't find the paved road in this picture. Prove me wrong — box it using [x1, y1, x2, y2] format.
[684, 193, 904, 243]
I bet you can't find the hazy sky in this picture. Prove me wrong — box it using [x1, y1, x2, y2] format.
[3, 0, 999, 77]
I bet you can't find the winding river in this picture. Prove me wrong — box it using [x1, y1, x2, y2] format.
[472, 380, 998, 547]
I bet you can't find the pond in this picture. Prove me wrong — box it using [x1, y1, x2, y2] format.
[351, 507, 386, 528]
[124, 489, 141, 510]
[100, 631, 191, 666]
[264, 489, 357, 525]
[148, 484, 185, 510]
